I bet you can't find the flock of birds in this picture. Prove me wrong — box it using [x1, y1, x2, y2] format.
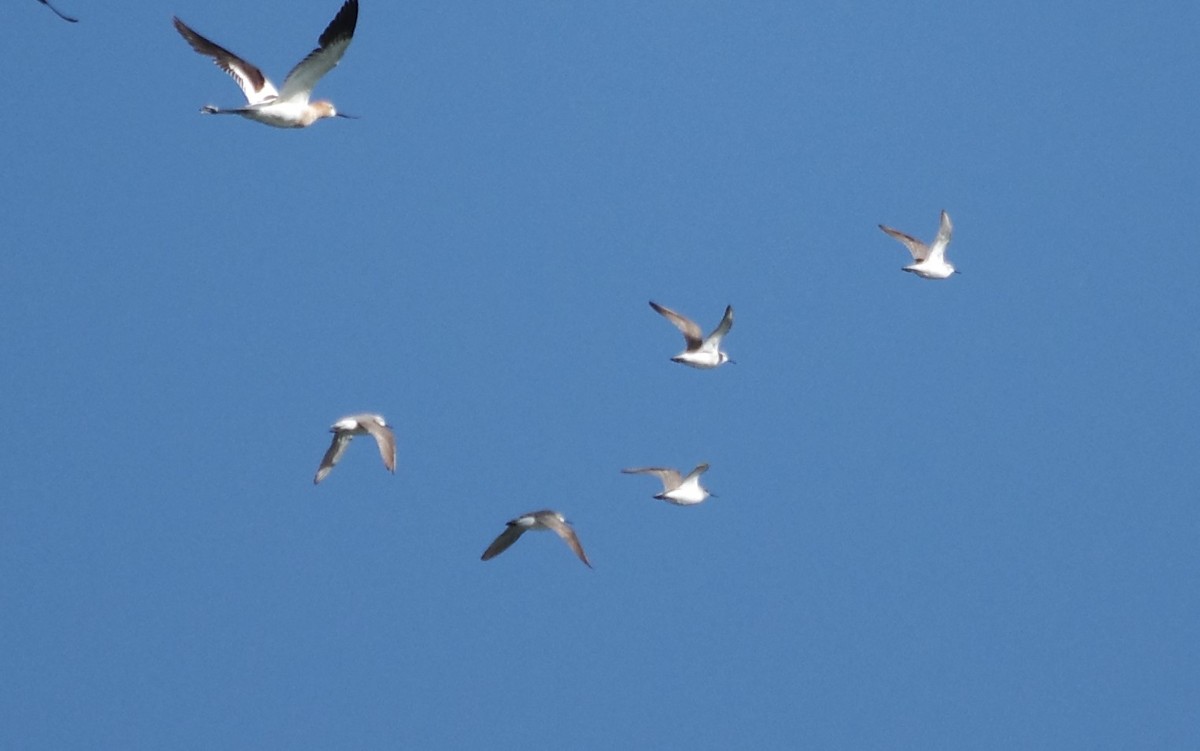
[310, 301, 738, 568]
[35, 0, 961, 567]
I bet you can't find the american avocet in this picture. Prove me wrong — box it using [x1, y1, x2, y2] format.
[621, 463, 714, 505]
[481, 510, 593, 568]
[37, 0, 78, 23]
[879, 210, 958, 279]
[649, 301, 735, 369]
[313, 413, 396, 484]
[173, 0, 359, 129]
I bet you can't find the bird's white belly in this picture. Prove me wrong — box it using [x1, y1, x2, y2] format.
[907, 261, 954, 280]
[663, 484, 708, 505]
[245, 101, 310, 128]
[673, 351, 722, 368]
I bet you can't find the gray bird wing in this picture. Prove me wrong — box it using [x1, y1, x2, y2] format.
[362, 420, 397, 473]
[878, 224, 930, 261]
[621, 467, 683, 492]
[650, 301, 703, 350]
[706, 306, 733, 344]
[927, 210, 954, 263]
[541, 514, 593, 568]
[681, 462, 710, 483]
[313, 431, 352, 484]
[481, 523, 526, 561]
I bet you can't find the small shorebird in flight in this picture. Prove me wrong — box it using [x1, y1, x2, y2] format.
[649, 301, 735, 369]
[879, 210, 957, 279]
[621, 463, 714, 505]
[481, 510, 592, 568]
[173, 0, 359, 128]
[313, 413, 396, 484]
[37, 0, 78, 22]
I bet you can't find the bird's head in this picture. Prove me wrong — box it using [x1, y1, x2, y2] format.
[313, 101, 358, 121]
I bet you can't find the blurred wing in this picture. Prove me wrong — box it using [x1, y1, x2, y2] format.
[481, 524, 525, 561]
[706, 306, 733, 344]
[363, 421, 397, 473]
[173, 17, 278, 104]
[313, 432, 351, 484]
[681, 462, 710, 484]
[543, 516, 592, 568]
[927, 210, 953, 263]
[621, 467, 682, 492]
[649, 301, 702, 350]
[878, 224, 929, 261]
[38, 0, 78, 23]
[279, 0, 358, 102]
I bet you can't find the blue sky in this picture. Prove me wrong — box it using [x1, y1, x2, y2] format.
[4, 1, 1198, 748]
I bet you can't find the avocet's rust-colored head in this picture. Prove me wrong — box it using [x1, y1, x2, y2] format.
[307, 100, 358, 125]
[309, 100, 338, 122]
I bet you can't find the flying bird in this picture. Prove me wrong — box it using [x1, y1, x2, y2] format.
[173, 0, 359, 128]
[649, 301, 735, 369]
[621, 463, 714, 505]
[37, 0, 77, 23]
[879, 210, 957, 279]
[313, 413, 396, 484]
[481, 510, 592, 568]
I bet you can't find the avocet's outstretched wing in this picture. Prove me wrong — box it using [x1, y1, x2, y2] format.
[279, 0, 359, 103]
[173, 17, 279, 105]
